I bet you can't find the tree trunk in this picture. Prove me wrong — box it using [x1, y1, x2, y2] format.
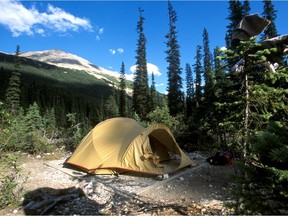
[243, 73, 249, 164]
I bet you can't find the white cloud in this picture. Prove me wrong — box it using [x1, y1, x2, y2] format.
[0, 0, 93, 37]
[96, 27, 104, 40]
[98, 27, 104, 34]
[117, 48, 124, 53]
[126, 74, 134, 81]
[109, 49, 116, 55]
[130, 63, 161, 76]
[220, 46, 227, 51]
[155, 83, 164, 87]
[36, 28, 45, 35]
[109, 48, 124, 55]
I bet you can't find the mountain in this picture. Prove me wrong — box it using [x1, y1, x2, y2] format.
[0, 50, 130, 125]
[0, 50, 117, 100]
[0, 50, 164, 126]
[20, 49, 133, 95]
[20, 49, 119, 82]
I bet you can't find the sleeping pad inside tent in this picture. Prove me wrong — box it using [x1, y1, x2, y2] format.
[66, 117, 196, 175]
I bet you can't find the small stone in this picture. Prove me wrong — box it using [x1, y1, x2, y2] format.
[162, 174, 169, 180]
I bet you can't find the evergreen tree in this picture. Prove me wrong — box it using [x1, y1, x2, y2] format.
[200, 28, 220, 147]
[104, 95, 119, 119]
[261, 0, 278, 39]
[132, 8, 149, 119]
[213, 46, 231, 145]
[240, 121, 288, 214]
[213, 47, 225, 82]
[243, 0, 251, 16]
[0, 67, 10, 101]
[225, 0, 245, 48]
[165, 0, 184, 116]
[194, 45, 203, 108]
[185, 63, 194, 117]
[43, 107, 57, 140]
[190, 45, 204, 148]
[5, 45, 21, 116]
[202, 28, 214, 99]
[25, 102, 44, 132]
[119, 61, 127, 117]
[24, 102, 48, 153]
[220, 37, 288, 213]
[220, 38, 262, 159]
[149, 72, 157, 112]
[54, 92, 66, 127]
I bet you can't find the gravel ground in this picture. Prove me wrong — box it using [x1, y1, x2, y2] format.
[0, 151, 236, 215]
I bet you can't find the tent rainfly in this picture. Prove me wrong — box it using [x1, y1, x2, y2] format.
[66, 118, 196, 175]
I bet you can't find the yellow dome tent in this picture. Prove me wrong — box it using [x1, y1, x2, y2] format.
[66, 118, 196, 175]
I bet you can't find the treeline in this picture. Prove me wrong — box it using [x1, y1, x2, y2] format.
[0, 51, 132, 127]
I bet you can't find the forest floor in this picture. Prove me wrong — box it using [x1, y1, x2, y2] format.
[0, 150, 236, 215]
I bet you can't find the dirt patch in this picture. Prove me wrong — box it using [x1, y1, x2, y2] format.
[0, 151, 236, 215]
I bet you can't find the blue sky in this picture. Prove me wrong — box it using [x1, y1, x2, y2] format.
[0, 0, 287, 93]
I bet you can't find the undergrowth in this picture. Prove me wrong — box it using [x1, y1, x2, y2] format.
[0, 153, 28, 209]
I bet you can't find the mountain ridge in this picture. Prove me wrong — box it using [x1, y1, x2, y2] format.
[19, 49, 133, 95]
[20, 49, 123, 83]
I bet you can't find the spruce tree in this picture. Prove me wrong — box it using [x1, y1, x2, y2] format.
[6, 45, 21, 116]
[132, 8, 149, 119]
[24, 102, 47, 153]
[261, 0, 278, 39]
[185, 63, 194, 118]
[165, 0, 184, 116]
[202, 28, 214, 100]
[191, 45, 204, 148]
[119, 61, 127, 117]
[219, 38, 264, 159]
[25, 102, 44, 132]
[104, 95, 119, 118]
[213, 46, 231, 145]
[149, 72, 157, 112]
[201, 28, 219, 146]
[222, 39, 288, 214]
[43, 107, 57, 140]
[194, 45, 203, 108]
[243, 0, 251, 16]
[213, 47, 225, 82]
[225, 0, 245, 48]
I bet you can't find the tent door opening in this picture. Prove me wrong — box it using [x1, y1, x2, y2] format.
[148, 135, 181, 174]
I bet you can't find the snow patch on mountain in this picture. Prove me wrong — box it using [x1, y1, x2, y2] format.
[20, 49, 121, 81]
[20, 49, 133, 95]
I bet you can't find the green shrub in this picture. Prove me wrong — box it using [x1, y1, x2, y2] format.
[0, 153, 23, 209]
[146, 105, 182, 132]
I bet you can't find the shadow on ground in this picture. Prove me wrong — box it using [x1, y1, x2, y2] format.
[22, 185, 192, 215]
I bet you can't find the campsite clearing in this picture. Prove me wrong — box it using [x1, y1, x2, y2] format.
[0, 151, 236, 215]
